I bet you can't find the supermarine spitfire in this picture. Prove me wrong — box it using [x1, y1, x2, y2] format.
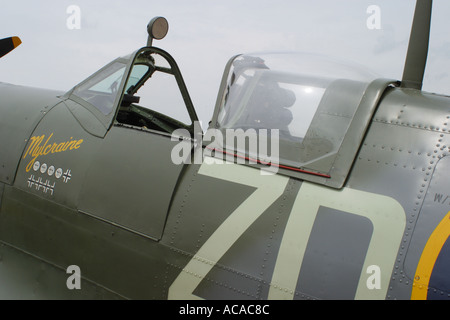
[0, 0, 449, 300]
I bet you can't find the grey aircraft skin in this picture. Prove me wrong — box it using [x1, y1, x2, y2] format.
[0, 1, 449, 300]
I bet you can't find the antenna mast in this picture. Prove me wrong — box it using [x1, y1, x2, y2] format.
[401, 0, 433, 90]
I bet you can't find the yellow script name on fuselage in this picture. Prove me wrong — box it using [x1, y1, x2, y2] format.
[23, 133, 84, 172]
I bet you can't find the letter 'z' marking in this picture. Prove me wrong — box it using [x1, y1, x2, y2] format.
[168, 157, 289, 299]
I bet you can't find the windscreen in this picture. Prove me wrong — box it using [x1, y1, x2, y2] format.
[72, 61, 127, 115]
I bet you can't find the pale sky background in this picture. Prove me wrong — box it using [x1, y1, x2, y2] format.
[1, 0, 449, 125]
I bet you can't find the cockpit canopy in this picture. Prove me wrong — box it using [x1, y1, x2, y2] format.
[218, 53, 377, 141]
[210, 53, 391, 187]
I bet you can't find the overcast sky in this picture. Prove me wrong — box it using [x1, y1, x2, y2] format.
[1, 0, 449, 125]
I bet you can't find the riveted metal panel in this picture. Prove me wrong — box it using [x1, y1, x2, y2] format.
[348, 86, 450, 299]
[0, 242, 122, 299]
[373, 88, 450, 134]
[406, 156, 450, 299]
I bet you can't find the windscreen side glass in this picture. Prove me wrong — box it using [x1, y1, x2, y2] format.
[125, 64, 150, 93]
[73, 62, 127, 115]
